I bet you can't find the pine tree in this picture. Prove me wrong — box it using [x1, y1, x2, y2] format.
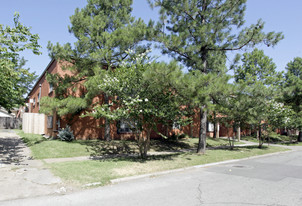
[148, 0, 283, 153]
[233, 49, 282, 147]
[44, 0, 147, 140]
[283, 57, 302, 142]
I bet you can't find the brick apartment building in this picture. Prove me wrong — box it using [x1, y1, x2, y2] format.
[24, 59, 237, 140]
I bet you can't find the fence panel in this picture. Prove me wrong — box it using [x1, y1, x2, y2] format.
[22, 113, 45, 134]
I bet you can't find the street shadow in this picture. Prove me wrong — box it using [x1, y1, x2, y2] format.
[92, 152, 182, 163]
[0, 136, 28, 165]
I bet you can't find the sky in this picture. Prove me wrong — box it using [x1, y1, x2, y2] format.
[1, 0, 302, 77]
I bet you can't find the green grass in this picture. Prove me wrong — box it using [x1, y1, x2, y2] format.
[241, 134, 302, 146]
[278, 142, 302, 146]
[17, 130, 91, 159]
[17, 130, 244, 159]
[48, 145, 288, 186]
[17, 130, 291, 187]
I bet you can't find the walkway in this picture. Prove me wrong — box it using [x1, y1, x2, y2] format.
[0, 130, 72, 201]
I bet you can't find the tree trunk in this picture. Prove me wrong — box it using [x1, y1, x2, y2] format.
[258, 125, 262, 148]
[144, 129, 151, 157]
[216, 122, 220, 138]
[213, 121, 216, 139]
[298, 131, 302, 142]
[197, 46, 208, 154]
[139, 128, 151, 159]
[197, 106, 207, 153]
[236, 126, 241, 142]
[104, 94, 111, 141]
[213, 112, 216, 139]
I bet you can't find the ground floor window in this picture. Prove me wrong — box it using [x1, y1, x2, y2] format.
[117, 119, 136, 133]
[207, 122, 214, 132]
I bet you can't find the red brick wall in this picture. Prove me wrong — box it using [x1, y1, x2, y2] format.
[26, 60, 242, 140]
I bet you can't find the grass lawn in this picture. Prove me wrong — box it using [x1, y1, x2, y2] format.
[48, 146, 289, 186]
[17, 130, 242, 159]
[278, 142, 302, 146]
[241, 135, 302, 146]
[17, 130, 91, 159]
[17, 130, 290, 187]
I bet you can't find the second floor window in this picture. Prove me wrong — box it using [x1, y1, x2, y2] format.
[49, 83, 53, 93]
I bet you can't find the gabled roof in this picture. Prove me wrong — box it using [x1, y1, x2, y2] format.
[27, 59, 55, 98]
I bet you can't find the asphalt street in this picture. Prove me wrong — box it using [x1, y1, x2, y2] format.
[2, 146, 302, 206]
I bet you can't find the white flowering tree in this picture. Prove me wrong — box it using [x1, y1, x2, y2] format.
[86, 51, 191, 158]
[267, 100, 295, 137]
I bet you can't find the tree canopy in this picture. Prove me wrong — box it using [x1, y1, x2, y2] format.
[148, 0, 283, 153]
[0, 13, 41, 111]
[283, 57, 302, 141]
[43, 0, 148, 140]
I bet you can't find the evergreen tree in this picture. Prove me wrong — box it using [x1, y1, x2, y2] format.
[233, 49, 282, 147]
[283, 57, 302, 142]
[234, 48, 282, 86]
[148, 0, 283, 153]
[44, 0, 147, 140]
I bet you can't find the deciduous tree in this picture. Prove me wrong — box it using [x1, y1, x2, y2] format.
[86, 51, 190, 158]
[0, 13, 40, 111]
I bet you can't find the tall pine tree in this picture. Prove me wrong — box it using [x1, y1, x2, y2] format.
[148, 0, 283, 153]
[44, 0, 147, 140]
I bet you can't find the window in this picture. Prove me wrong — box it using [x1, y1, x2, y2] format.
[207, 122, 214, 132]
[38, 92, 41, 102]
[117, 119, 136, 133]
[33, 98, 36, 106]
[172, 121, 181, 130]
[49, 83, 53, 93]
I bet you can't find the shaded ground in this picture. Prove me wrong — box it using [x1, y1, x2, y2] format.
[0, 130, 74, 201]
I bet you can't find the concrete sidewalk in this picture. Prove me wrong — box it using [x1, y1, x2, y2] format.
[0, 130, 74, 201]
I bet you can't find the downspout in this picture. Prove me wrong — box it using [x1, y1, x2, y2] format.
[38, 84, 42, 111]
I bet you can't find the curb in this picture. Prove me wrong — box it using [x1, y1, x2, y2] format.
[110, 149, 293, 184]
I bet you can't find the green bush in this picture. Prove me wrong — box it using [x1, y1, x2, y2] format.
[58, 126, 74, 142]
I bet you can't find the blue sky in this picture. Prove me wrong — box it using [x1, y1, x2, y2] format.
[1, 0, 302, 76]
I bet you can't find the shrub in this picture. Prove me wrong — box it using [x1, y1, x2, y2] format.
[58, 126, 74, 142]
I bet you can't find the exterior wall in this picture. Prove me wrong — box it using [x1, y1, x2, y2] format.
[27, 60, 56, 113]
[25, 59, 239, 140]
[25, 60, 74, 137]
